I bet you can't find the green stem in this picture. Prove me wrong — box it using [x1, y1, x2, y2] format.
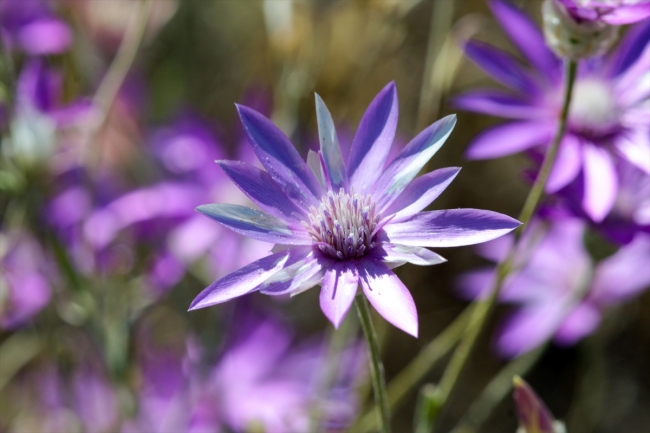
[430, 59, 578, 429]
[355, 296, 391, 433]
[351, 305, 472, 433]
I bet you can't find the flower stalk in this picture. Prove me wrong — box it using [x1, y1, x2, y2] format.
[429, 59, 578, 429]
[355, 295, 391, 433]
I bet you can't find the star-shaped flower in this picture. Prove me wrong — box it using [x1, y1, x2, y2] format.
[189, 83, 520, 337]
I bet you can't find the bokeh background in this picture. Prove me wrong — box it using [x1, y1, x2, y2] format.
[1, 1, 649, 432]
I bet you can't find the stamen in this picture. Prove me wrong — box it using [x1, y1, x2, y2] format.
[304, 188, 380, 260]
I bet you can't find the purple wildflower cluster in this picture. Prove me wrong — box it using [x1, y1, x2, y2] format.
[455, 0, 650, 358]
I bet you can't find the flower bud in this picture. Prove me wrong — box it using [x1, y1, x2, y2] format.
[542, 0, 619, 59]
[513, 376, 566, 433]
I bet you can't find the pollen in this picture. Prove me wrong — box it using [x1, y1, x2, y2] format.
[302, 189, 381, 260]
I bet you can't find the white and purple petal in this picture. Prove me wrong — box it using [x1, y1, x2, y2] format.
[546, 134, 582, 193]
[581, 143, 618, 222]
[488, 0, 559, 77]
[465, 121, 555, 160]
[373, 115, 456, 208]
[347, 82, 399, 193]
[463, 40, 539, 95]
[358, 258, 418, 337]
[383, 209, 520, 248]
[196, 204, 311, 245]
[315, 94, 348, 191]
[237, 105, 322, 209]
[260, 250, 331, 296]
[453, 90, 547, 119]
[375, 243, 447, 266]
[319, 261, 359, 328]
[382, 167, 460, 222]
[189, 248, 310, 310]
[217, 160, 307, 224]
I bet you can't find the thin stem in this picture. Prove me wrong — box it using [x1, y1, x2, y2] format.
[351, 306, 472, 433]
[355, 296, 391, 433]
[430, 59, 578, 429]
[84, 0, 155, 166]
[415, 384, 439, 433]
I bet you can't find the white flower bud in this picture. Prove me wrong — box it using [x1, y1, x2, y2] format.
[542, 0, 619, 59]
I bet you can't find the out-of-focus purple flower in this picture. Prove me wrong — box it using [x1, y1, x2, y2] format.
[456, 0, 650, 222]
[0, 230, 52, 329]
[75, 115, 270, 294]
[4, 59, 92, 167]
[126, 311, 364, 433]
[458, 219, 650, 357]
[544, 158, 650, 244]
[513, 376, 565, 433]
[554, 0, 650, 25]
[189, 82, 521, 337]
[0, 0, 73, 55]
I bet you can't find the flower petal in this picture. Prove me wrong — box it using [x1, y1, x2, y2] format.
[497, 302, 570, 358]
[196, 204, 311, 245]
[608, 20, 650, 77]
[601, 4, 650, 25]
[554, 303, 601, 345]
[589, 234, 650, 305]
[453, 90, 547, 119]
[615, 129, 650, 174]
[315, 94, 348, 191]
[320, 261, 359, 328]
[347, 82, 399, 193]
[383, 209, 520, 248]
[546, 134, 582, 193]
[189, 249, 306, 310]
[237, 105, 322, 209]
[358, 258, 418, 337]
[382, 167, 461, 222]
[373, 115, 456, 208]
[375, 243, 447, 266]
[217, 160, 307, 224]
[463, 40, 538, 94]
[488, 0, 559, 77]
[259, 250, 331, 296]
[581, 144, 618, 222]
[465, 121, 555, 160]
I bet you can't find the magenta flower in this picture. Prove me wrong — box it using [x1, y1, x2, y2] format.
[458, 219, 650, 357]
[189, 83, 520, 337]
[554, 0, 650, 25]
[456, 0, 650, 222]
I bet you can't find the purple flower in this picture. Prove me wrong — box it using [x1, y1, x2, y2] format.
[77, 115, 271, 293]
[190, 83, 521, 337]
[0, 230, 52, 329]
[457, 0, 650, 222]
[458, 219, 650, 357]
[554, 0, 650, 25]
[126, 312, 364, 433]
[513, 376, 565, 433]
[0, 0, 73, 55]
[544, 157, 650, 244]
[5, 59, 92, 167]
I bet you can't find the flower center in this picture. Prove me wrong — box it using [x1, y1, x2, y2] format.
[568, 78, 620, 138]
[303, 189, 380, 260]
